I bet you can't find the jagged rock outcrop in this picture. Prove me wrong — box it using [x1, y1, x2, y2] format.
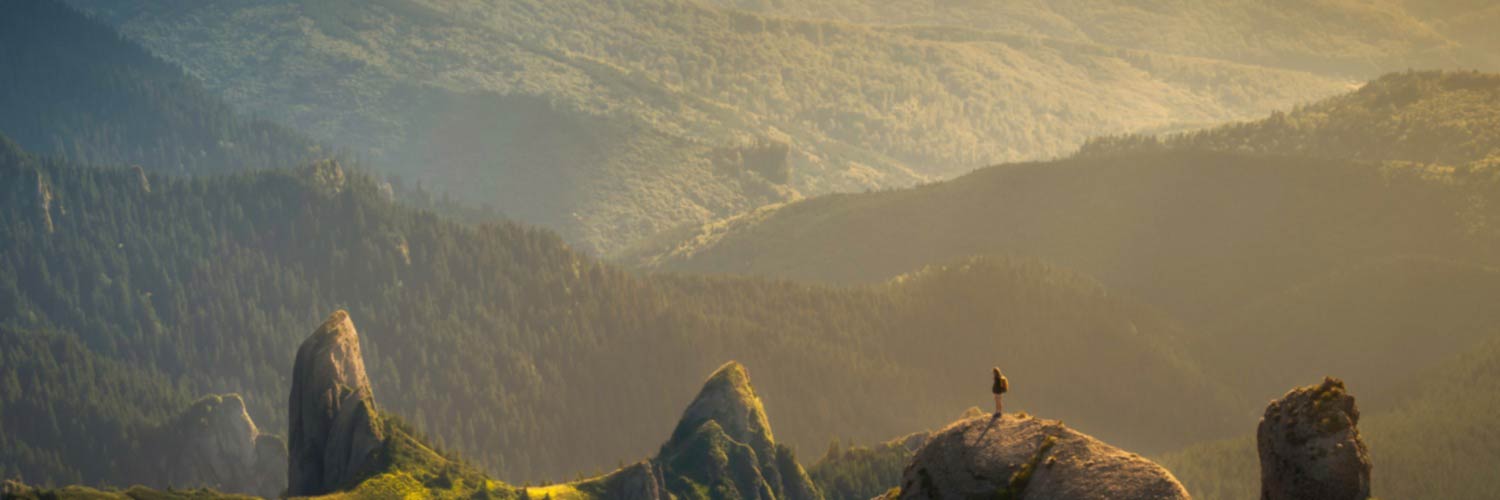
[1257, 377, 1371, 500]
[656, 361, 820, 500]
[151, 394, 286, 498]
[896, 414, 1189, 500]
[288, 310, 385, 496]
[598, 460, 671, 500]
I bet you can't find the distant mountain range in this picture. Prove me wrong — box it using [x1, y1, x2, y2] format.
[618, 69, 1500, 498]
[707, 0, 1500, 76]
[64, 0, 1363, 253]
[5, 1, 1500, 497]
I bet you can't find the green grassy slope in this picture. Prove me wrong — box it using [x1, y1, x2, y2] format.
[66, 0, 1347, 253]
[0, 135, 1236, 483]
[1159, 334, 1500, 500]
[1, 411, 507, 500]
[0, 0, 325, 175]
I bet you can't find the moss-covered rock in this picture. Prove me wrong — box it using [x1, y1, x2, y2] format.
[658, 362, 821, 500]
[1257, 377, 1371, 500]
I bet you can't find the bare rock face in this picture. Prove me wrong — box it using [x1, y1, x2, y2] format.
[897, 414, 1189, 500]
[1257, 377, 1371, 500]
[288, 310, 385, 496]
[153, 394, 286, 498]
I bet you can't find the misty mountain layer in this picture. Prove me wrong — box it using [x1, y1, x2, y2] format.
[66, 0, 1350, 253]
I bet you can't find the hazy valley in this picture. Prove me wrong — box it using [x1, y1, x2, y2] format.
[3, 1, 1500, 499]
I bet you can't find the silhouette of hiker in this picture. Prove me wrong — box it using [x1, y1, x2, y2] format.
[992, 367, 1008, 415]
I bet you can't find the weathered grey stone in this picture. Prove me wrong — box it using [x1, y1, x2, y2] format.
[1258, 377, 1371, 500]
[898, 414, 1189, 500]
[153, 393, 286, 498]
[288, 310, 385, 496]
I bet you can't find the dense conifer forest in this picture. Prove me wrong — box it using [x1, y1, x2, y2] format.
[6, 1, 1500, 498]
[0, 0, 325, 174]
[0, 134, 1235, 483]
[65, 0, 1349, 253]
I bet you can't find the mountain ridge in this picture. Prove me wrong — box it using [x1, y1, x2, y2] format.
[0, 135, 1237, 481]
[67, 0, 1350, 253]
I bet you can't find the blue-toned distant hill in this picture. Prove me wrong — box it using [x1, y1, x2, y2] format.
[65, 0, 1348, 253]
[0, 0, 325, 174]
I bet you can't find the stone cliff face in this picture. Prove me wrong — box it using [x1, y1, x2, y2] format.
[151, 393, 285, 498]
[896, 414, 1189, 500]
[1257, 377, 1371, 500]
[656, 361, 821, 500]
[287, 310, 385, 496]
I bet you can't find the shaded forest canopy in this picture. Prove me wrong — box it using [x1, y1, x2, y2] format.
[0, 0, 324, 174]
[66, 0, 1350, 253]
[4, 1, 1500, 497]
[0, 134, 1236, 483]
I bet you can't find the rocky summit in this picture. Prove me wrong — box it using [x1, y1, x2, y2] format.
[895, 414, 1189, 500]
[1257, 377, 1371, 500]
[287, 310, 385, 496]
[152, 394, 285, 498]
[656, 361, 820, 500]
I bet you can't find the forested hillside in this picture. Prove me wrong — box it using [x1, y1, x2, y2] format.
[707, 0, 1500, 76]
[0, 0, 324, 174]
[624, 149, 1499, 317]
[66, 0, 1347, 253]
[1080, 71, 1500, 167]
[1195, 257, 1500, 409]
[614, 72, 1500, 497]
[621, 73, 1500, 443]
[625, 72, 1500, 315]
[0, 135, 1238, 484]
[1161, 334, 1500, 500]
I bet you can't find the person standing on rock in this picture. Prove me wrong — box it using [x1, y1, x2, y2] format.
[991, 367, 1008, 415]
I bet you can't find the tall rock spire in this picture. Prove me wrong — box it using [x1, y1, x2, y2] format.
[287, 310, 385, 496]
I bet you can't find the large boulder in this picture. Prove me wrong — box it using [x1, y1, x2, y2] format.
[149, 393, 286, 498]
[287, 310, 385, 496]
[896, 414, 1189, 500]
[657, 361, 820, 500]
[1257, 377, 1371, 500]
